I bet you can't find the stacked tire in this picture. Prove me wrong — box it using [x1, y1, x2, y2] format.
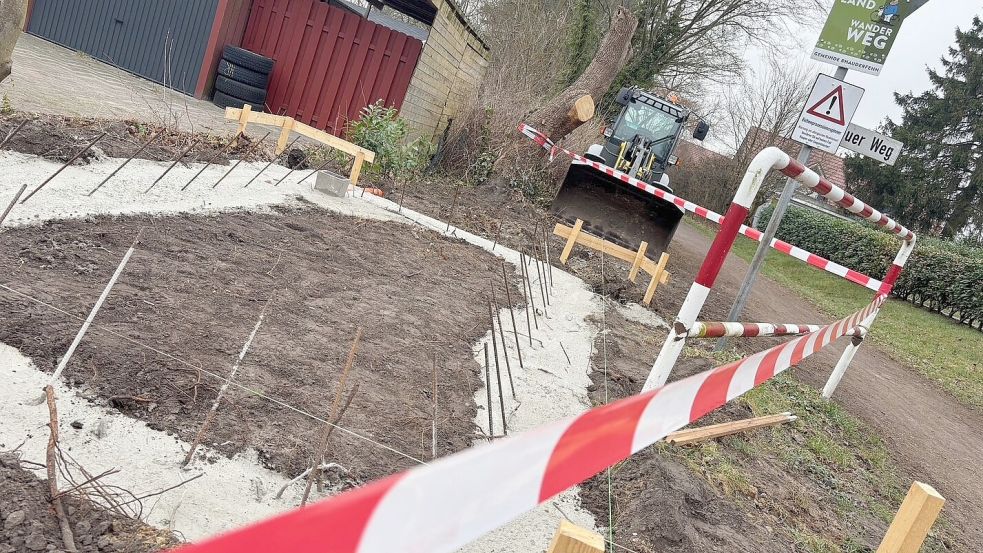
[212, 46, 274, 112]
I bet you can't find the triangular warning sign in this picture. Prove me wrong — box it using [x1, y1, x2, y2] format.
[806, 85, 847, 125]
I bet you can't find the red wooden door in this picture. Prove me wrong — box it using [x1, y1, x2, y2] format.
[242, 0, 424, 136]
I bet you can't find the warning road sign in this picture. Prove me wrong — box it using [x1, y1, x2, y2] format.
[792, 74, 864, 154]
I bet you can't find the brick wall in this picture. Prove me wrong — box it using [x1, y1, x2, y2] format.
[401, 0, 488, 140]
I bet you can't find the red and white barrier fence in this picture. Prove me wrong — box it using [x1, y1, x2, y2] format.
[677, 321, 865, 339]
[519, 124, 887, 293]
[639, 143, 916, 391]
[173, 297, 880, 553]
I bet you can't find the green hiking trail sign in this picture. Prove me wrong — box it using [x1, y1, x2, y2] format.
[811, 0, 931, 76]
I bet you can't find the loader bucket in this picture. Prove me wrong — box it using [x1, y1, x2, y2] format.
[551, 162, 684, 257]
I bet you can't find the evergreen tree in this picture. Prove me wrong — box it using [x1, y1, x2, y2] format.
[847, 17, 983, 239]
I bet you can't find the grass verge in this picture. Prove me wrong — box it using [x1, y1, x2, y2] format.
[661, 347, 953, 552]
[685, 217, 983, 411]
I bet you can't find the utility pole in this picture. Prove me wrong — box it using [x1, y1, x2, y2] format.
[715, 65, 848, 352]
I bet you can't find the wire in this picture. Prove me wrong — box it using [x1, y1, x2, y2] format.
[600, 249, 614, 552]
[0, 282, 430, 467]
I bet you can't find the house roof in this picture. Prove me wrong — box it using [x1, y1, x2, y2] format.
[674, 139, 730, 166]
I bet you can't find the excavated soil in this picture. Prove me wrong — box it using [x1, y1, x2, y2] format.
[579, 308, 892, 552]
[0, 452, 179, 552]
[0, 206, 520, 482]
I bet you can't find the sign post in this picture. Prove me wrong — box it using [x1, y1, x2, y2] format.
[716, 0, 928, 352]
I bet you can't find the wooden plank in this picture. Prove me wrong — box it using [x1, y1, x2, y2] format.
[666, 413, 795, 446]
[876, 482, 945, 553]
[349, 152, 365, 185]
[293, 121, 376, 162]
[547, 520, 604, 553]
[553, 222, 637, 265]
[628, 241, 648, 283]
[558, 220, 584, 264]
[225, 107, 290, 128]
[275, 117, 295, 154]
[643, 252, 670, 305]
[236, 104, 252, 135]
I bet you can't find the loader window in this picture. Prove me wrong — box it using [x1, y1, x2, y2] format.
[613, 102, 680, 160]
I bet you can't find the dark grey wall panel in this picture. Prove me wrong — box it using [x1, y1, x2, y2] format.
[27, 0, 219, 95]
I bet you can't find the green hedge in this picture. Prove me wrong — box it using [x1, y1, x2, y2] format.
[756, 205, 983, 330]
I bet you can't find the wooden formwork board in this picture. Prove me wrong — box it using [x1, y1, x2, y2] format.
[553, 221, 670, 305]
[225, 106, 376, 185]
[666, 413, 796, 446]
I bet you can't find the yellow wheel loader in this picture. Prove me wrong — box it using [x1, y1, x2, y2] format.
[552, 87, 710, 257]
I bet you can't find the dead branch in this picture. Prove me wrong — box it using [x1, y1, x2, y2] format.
[44, 386, 78, 552]
[302, 328, 363, 506]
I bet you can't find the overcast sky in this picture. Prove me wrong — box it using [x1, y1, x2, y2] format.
[843, 0, 983, 129]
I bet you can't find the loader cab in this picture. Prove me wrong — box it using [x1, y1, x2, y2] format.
[592, 88, 705, 190]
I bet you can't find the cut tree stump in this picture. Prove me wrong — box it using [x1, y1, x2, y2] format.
[567, 95, 595, 127]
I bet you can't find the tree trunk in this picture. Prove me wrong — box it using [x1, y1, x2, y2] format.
[525, 6, 638, 141]
[0, 0, 29, 83]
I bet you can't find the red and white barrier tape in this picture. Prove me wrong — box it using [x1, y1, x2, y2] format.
[173, 298, 881, 553]
[680, 321, 865, 339]
[519, 124, 885, 292]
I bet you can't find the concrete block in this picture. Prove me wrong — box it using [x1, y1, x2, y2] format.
[314, 171, 350, 197]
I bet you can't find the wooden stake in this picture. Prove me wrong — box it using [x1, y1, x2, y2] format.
[349, 152, 365, 185]
[44, 386, 78, 552]
[87, 130, 162, 196]
[275, 116, 295, 154]
[236, 104, 252, 136]
[484, 342, 493, 439]
[184, 295, 273, 466]
[559, 219, 584, 264]
[628, 241, 649, 283]
[666, 412, 795, 446]
[643, 252, 670, 306]
[0, 183, 26, 228]
[144, 137, 202, 193]
[302, 327, 363, 505]
[22, 131, 108, 204]
[500, 261, 525, 368]
[876, 482, 945, 553]
[489, 294, 516, 399]
[547, 520, 604, 553]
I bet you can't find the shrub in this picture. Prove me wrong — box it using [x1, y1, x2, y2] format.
[757, 205, 983, 329]
[346, 101, 433, 182]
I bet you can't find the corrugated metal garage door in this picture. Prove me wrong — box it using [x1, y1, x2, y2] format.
[27, 0, 219, 95]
